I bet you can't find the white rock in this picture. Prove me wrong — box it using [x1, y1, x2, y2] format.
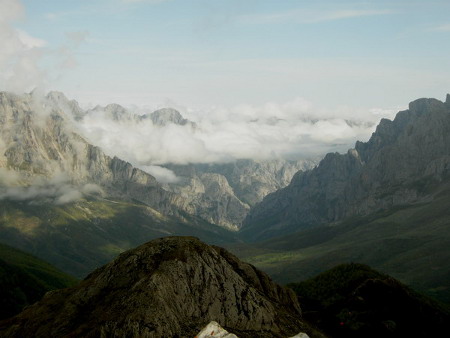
[196, 321, 238, 338]
[288, 333, 310, 338]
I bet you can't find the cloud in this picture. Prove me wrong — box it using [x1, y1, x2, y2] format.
[0, 0, 47, 93]
[73, 97, 393, 176]
[65, 31, 90, 46]
[429, 23, 450, 32]
[0, 169, 103, 204]
[240, 8, 392, 25]
[138, 165, 179, 184]
[56, 31, 89, 70]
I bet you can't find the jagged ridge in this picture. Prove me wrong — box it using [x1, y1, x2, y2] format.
[0, 237, 314, 338]
[242, 95, 450, 240]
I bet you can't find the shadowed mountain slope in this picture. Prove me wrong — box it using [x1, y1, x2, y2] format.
[0, 243, 77, 320]
[0, 237, 321, 338]
[288, 263, 450, 338]
[242, 95, 450, 241]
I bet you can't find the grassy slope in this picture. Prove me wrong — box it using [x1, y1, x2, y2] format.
[229, 190, 450, 304]
[287, 263, 450, 338]
[0, 243, 77, 320]
[0, 197, 237, 278]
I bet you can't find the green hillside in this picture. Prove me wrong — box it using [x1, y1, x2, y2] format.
[230, 188, 450, 304]
[0, 197, 237, 278]
[288, 263, 450, 337]
[0, 243, 77, 320]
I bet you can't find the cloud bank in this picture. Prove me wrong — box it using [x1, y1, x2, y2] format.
[0, 0, 46, 93]
[75, 97, 398, 176]
[0, 169, 103, 205]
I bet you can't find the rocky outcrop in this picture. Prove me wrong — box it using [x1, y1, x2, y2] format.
[0, 91, 185, 214]
[163, 159, 316, 230]
[197, 321, 238, 338]
[140, 107, 197, 128]
[0, 237, 310, 338]
[242, 95, 450, 240]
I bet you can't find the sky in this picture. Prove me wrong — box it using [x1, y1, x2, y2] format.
[1, 0, 449, 111]
[1, 0, 450, 173]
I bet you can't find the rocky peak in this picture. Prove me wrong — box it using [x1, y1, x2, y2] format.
[91, 103, 133, 121]
[0, 237, 309, 337]
[408, 97, 446, 115]
[46, 91, 85, 121]
[242, 95, 450, 240]
[142, 107, 196, 128]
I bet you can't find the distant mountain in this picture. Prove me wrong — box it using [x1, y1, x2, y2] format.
[0, 243, 77, 320]
[0, 237, 322, 338]
[140, 107, 197, 128]
[242, 95, 450, 240]
[288, 263, 450, 338]
[89, 103, 135, 122]
[0, 91, 181, 214]
[0, 91, 238, 277]
[232, 187, 450, 305]
[0, 198, 236, 278]
[163, 159, 316, 230]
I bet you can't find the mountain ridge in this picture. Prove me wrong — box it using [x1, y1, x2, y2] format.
[242, 95, 450, 240]
[0, 237, 320, 338]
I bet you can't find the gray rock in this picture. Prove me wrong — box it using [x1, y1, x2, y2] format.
[242, 95, 450, 240]
[0, 237, 307, 338]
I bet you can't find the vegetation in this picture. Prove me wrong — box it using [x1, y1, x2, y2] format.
[0, 243, 77, 320]
[288, 263, 450, 338]
[229, 189, 450, 304]
[0, 197, 237, 278]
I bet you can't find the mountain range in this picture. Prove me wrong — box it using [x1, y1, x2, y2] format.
[0, 90, 450, 335]
[242, 95, 450, 240]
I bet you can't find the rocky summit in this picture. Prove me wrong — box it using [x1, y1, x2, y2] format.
[0, 237, 315, 338]
[242, 95, 450, 240]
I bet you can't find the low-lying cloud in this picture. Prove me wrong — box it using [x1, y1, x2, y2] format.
[0, 169, 104, 205]
[74, 97, 398, 175]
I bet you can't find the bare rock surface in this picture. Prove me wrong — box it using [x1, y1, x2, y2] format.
[0, 237, 309, 338]
[243, 95, 450, 240]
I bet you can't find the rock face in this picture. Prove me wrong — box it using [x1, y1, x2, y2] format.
[197, 321, 238, 338]
[242, 96, 450, 240]
[0, 91, 190, 215]
[140, 107, 197, 128]
[163, 159, 316, 230]
[0, 237, 308, 338]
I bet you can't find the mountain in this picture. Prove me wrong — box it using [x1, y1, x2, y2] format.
[162, 159, 316, 230]
[0, 91, 238, 277]
[0, 198, 236, 278]
[0, 237, 322, 338]
[288, 263, 450, 338]
[0, 243, 77, 320]
[89, 103, 135, 122]
[0, 91, 181, 213]
[242, 95, 450, 240]
[140, 107, 197, 128]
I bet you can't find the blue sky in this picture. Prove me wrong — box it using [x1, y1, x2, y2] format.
[3, 0, 450, 111]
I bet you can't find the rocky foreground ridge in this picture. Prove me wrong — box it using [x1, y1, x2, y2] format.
[0, 237, 319, 338]
[242, 95, 450, 240]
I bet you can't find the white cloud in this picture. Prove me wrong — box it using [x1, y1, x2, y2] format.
[0, 169, 103, 204]
[139, 165, 179, 183]
[0, 0, 47, 93]
[16, 29, 47, 48]
[240, 8, 392, 25]
[430, 23, 450, 32]
[73, 97, 392, 175]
